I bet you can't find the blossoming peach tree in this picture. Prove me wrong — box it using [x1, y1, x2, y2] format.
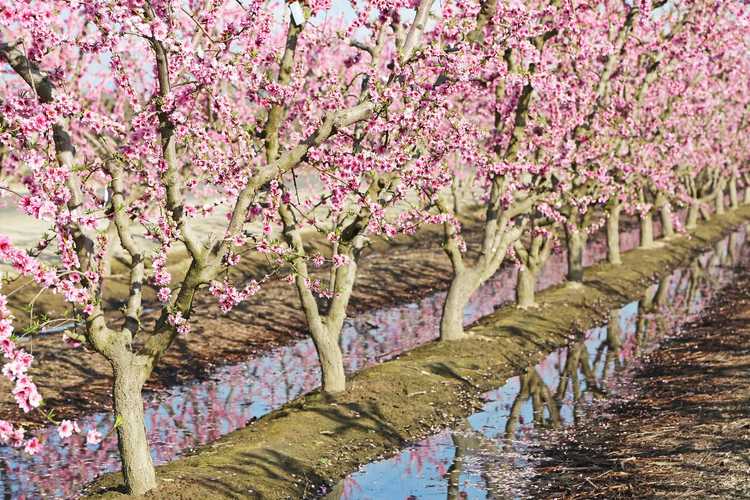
[1, 0, 750, 496]
[190, 0, 468, 395]
[0, 0, 455, 494]
[434, 0, 750, 337]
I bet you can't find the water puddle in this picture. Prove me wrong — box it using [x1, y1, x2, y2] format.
[325, 231, 747, 499]
[0, 224, 656, 498]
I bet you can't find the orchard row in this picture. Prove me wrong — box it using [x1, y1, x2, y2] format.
[1, 0, 749, 495]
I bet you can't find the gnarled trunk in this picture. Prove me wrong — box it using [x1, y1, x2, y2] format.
[730, 176, 739, 209]
[309, 324, 346, 393]
[607, 203, 622, 265]
[514, 232, 551, 309]
[729, 232, 740, 265]
[280, 201, 356, 394]
[112, 362, 156, 496]
[686, 200, 700, 230]
[715, 185, 725, 215]
[289, 273, 348, 393]
[604, 310, 623, 377]
[654, 274, 671, 308]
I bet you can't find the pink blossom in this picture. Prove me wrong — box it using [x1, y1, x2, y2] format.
[332, 254, 350, 268]
[0, 420, 14, 444]
[24, 437, 42, 455]
[10, 428, 25, 448]
[57, 419, 80, 439]
[86, 429, 103, 445]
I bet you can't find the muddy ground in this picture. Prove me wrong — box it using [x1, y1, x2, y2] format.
[530, 255, 750, 499]
[82, 207, 750, 498]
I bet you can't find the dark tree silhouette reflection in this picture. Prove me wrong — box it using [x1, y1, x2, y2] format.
[330, 230, 748, 499]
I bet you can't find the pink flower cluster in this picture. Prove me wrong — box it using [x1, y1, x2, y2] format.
[209, 279, 261, 313]
[0, 295, 41, 414]
[0, 233, 102, 455]
[167, 311, 191, 336]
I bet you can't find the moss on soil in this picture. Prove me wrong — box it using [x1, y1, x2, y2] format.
[82, 206, 750, 499]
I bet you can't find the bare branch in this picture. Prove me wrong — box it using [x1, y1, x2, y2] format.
[400, 0, 435, 62]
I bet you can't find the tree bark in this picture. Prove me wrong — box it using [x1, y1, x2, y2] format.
[447, 429, 475, 500]
[744, 184, 750, 204]
[607, 203, 622, 265]
[279, 199, 356, 394]
[715, 185, 725, 215]
[660, 203, 674, 238]
[309, 324, 346, 393]
[730, 176, 739, 209]
[516, 265, 538, 309]
[112, 362, 156, 496]
[686, 200, 700, 230]
[639, 210, 655, 248]
[440, 271, 480, 341]
[604, 310, 623, 376]
[654, 274, 671, 308]
[729, 232, 739, 266]
[565, 226, 585, 282]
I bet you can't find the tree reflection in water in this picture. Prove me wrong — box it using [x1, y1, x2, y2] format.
[331, 230, 747, 500]
[0, 219, 651, 497]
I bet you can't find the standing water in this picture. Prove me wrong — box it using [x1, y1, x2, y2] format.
[0, 223, 669, 498]
[325, 231, 747, 499]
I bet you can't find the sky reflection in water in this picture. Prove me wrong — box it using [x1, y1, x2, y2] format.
[0, 222, 705, 498]
[328, 232, 747, 500]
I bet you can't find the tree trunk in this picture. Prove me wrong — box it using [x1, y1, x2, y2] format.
[686, 200, 700, 230]
[654, 274, 670, 308]
[660, 203, 674, 238]
[730, 176, 739, 209]
[639, 210, 655, 248]
[565, 226, 585, 282]
[729, 232, 739, 266]
[113, 363, 156, 496]
[451, 178, 462, 216]
[447, 430, 471, 500]
[440, 271, 480, 341]
[607, 204, 622, 265]
[745, 184, 750, 204]
[516, 266, 538, 308]
[604, 310, 623, 376]
[280, 201, 352, 395]
[715, 187, 725, 215]
[309, 325, 346, 393]
[317, 251, 360, 394]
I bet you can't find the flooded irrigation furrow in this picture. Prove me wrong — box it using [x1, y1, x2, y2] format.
[0, 218, 649, 497]
[323, 231, 747, 500]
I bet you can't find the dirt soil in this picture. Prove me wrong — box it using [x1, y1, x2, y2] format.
[1, 210, 638, 425]
[1, 220, 470, 424]
[81, 207, 750, 498]
[530, 255, 750, 499]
